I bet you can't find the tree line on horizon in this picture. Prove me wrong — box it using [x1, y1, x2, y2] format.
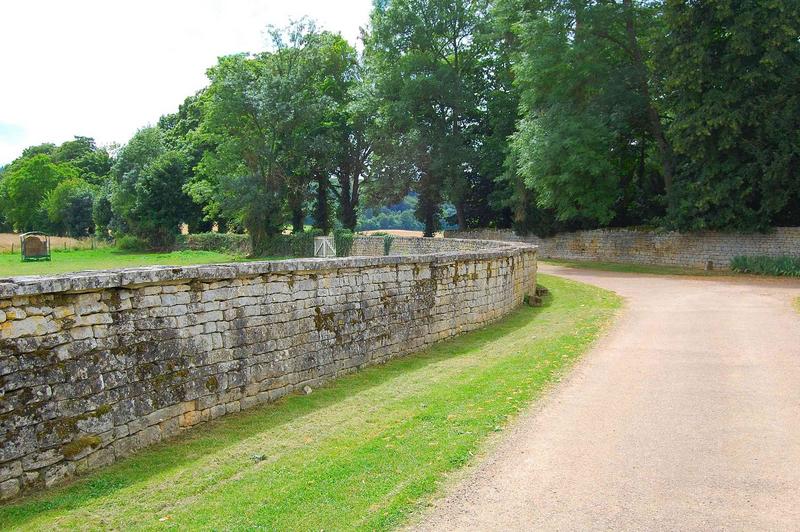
[1, 0, 797, 251]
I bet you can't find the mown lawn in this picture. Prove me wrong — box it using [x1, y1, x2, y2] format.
[0, 248, 271, 277]
[0, 274, 620, 531]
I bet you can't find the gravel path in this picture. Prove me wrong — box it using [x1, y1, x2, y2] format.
[414, 265, 800, 531]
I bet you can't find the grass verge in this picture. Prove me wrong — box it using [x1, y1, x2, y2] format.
[730, 255, 800, 277]
[541, 258, 727, 277]
[0, 248, 279, 277]
[0, 274, 620, 531]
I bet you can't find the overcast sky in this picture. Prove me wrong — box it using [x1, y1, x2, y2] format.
[0, 0, 373, 165]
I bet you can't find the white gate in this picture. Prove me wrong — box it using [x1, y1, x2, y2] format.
[314, 236, 336, 258]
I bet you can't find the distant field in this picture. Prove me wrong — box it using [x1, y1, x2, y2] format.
[0, 233, 104, 253]
[0, 248, 272, 278]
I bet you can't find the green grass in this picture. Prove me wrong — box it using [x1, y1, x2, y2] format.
[0, 248, 275, 277]
[542, 258, 727, 276]
[730, 255, 800, 277]
[0, 274, 620, 531]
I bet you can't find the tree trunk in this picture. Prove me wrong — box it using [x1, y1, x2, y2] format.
[291, 209, 304, 234]
[423, 212, 436, 237]
[455, 201, 466, 230]
[338, 173, 358, 232]
[622, 0, 674, 195]
[417, 179, 439, 237]
[314, 173, 331, 235]
[287, 186, 305, 234]
[249, 224, 269, 257]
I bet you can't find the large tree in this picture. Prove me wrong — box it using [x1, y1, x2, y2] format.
[111, 127, 196, 247]
[0, 154, 78, 232]
[512, 0, 669, 228]
[296, 31, 362, 235]
[366, 0, 491, 235]
[159, 93, 215, 233]
[42, 177, 96, 237]
[663, 0, 800, 231]
[333, 79, 375, 231]
[52, 136, 113, 184]
[199, 22, 365, 248]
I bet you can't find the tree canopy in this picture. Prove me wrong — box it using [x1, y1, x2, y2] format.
[2, 1, 797, 246]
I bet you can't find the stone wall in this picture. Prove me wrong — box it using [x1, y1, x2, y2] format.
[446, 227, 800, 269]
[350, 235, 515, 256]
[0, 237, 536, 498]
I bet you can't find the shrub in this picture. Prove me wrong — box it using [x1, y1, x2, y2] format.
[116, 234, 149, 252]
[177, 229, 325, 258]
[290, 229, 323, 257]
[334, 228, 354, 257]
[259, 234, 292, 257]
[176, 232, 251, 255]
[730, 255, 800, 277]
[257, 229, 322, 258]
[383, 234, 394, 255]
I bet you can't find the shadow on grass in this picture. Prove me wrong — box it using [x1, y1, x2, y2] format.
[0, 290, 555, 527]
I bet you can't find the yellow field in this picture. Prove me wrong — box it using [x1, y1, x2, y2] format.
[0, 233, 100, 253]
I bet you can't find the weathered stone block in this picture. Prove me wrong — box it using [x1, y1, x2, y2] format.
[0, 478, 20, 500]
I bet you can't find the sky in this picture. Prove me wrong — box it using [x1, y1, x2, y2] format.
[0, 0, 373, 165]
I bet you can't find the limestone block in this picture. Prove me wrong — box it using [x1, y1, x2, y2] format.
[0, 479, 20, 500]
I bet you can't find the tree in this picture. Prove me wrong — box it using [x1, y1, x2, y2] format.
[469, 0, 524, 229]
[200, 22, 359, 248]
[0, 154, 78, 232]
[662, 0, 800, 231]
[199, 51, 293, 250]
[130, 151, 193, 247]
[52, 136, 113, 184]
[92, 181, 115, 239]
[511, 0, 668, 228]
[111, 127, 196, 247]
[366, 0, 491, 235]
[42, 178, 96, 237]
[302, 32, 362, 235]
[160, 93, 216, 233]
[0, 165, 9, 232]
[333, 80, 375, 231]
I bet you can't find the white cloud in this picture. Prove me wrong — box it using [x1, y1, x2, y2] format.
[0, 0, 372, 164]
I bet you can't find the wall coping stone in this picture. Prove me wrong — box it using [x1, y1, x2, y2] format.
[0, 237, 536, 298]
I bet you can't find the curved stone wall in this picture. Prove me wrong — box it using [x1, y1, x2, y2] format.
[0, 237, 536, 498]
[446, 227, 800, 269]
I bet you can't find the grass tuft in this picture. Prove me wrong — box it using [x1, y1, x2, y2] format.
[0, 274, 620, 531]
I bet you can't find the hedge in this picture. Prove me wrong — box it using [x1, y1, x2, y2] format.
[175, 233, 252, 256]
[177, 230, 326, 258]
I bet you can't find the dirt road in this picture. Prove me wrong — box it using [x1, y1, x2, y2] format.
[415, 265, 800, 531]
